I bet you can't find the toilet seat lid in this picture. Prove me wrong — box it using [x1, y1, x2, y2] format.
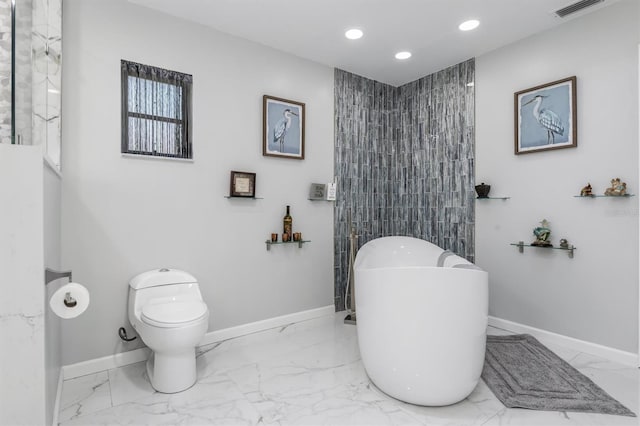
[141, 301, 208, 327]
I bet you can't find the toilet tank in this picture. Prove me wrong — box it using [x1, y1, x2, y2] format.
[128, 269, 203, 320]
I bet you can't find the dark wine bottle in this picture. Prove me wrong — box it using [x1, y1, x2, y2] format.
[283, 205, 292, 237]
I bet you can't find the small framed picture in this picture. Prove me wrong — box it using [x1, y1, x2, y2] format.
[229, 171, 256, 198]
[514, 76, 577, 155]
[263, 95, 305, 160]
[308, 183, 326, 200]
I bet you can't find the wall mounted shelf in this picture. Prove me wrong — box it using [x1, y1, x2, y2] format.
[573, 194, 635, 198]
[510, 241, 576, 258]
[476, 197, 510, 200]
[265, 240, 310, 251]
[224, 196, 263, 200]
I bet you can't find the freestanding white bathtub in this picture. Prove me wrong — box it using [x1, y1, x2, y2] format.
[354, 236, 488, 406]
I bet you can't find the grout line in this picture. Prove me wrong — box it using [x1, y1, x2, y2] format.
[107, 368, 114, 408]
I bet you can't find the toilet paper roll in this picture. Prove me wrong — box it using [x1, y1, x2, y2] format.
[50, 282, 90, 319]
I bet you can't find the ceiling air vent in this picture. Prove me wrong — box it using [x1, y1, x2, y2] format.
[555, 0, 605, 18]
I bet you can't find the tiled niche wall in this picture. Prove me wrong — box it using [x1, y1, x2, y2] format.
[334, 60, 475, 310]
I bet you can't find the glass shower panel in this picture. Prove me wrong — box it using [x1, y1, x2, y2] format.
[14, 0, 33, 145]
[0, 0, 13, 143]
[0, 0, 61, 170]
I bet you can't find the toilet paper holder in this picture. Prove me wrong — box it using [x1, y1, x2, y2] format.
[45, 268, 76, 307]
[45, 268, 72, 285]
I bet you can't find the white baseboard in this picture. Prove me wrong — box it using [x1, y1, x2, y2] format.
[488, 316, 639, 367]
[62, 347, 151, 380]
[199, 305, 335, 346]
[62, 305, 335, 380]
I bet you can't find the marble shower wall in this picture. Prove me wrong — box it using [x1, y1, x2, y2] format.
[334, 60, 475, 310]
[33, 0, 62, 165]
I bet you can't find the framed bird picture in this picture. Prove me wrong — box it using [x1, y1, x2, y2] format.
[263, 95, 305, 160]
[514, 76, 577, 155]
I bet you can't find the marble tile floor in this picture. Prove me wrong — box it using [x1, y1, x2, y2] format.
[58, 313, 638, 426]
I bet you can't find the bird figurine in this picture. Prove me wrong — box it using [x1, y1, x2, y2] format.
[580, 183, 593, 197]
[522, 95, 564, 145]
[532, 219, 552, 247]
[604, 178, 627, 196]
[272, 108, 298, 153]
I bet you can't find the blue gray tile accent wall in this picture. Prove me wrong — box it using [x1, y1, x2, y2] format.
[334, 60, 475, 311]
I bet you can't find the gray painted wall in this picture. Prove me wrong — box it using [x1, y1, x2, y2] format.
[476, 0, 639, 353]
[334, 61, 475, 310]
[61, 0, 334, 365]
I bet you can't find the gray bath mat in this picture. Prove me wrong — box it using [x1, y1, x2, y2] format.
[482, 334, 635, 417]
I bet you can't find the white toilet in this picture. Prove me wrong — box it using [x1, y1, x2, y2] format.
[128, 268, 209, 393]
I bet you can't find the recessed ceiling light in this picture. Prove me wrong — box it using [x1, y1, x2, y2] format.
[459, 19, 480, 31]
[345, 28, 363, 40]
[395, 51, 412, 60]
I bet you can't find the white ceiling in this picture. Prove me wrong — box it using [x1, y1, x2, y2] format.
[129, 0, 620, 87]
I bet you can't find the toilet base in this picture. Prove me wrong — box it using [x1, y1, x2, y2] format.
[146, 349, 197, 393]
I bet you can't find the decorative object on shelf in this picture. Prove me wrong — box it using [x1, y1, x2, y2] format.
[229, 171, 256, 197]
[283, 205, 292, 237]
[604, 178, 627, 196]
[271, 233, 278, 242]
[532, 219, 552, 247]
[514, 76, 577, 155]
[293, 232, 302, 242]
[282, 233, 290, 242]
[475, 182, 491, 198]
[580, 183, 593, 197]
[309, 183, 326, 200]
[263, 95, 305, 160]
[559, 238, 569, 249]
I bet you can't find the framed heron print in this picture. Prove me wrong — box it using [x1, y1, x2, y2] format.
[514, 76, 577, 155]
[263, 95, 305, 160]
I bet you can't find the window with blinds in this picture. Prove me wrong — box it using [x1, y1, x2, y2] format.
[121, 60, 193, 159]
